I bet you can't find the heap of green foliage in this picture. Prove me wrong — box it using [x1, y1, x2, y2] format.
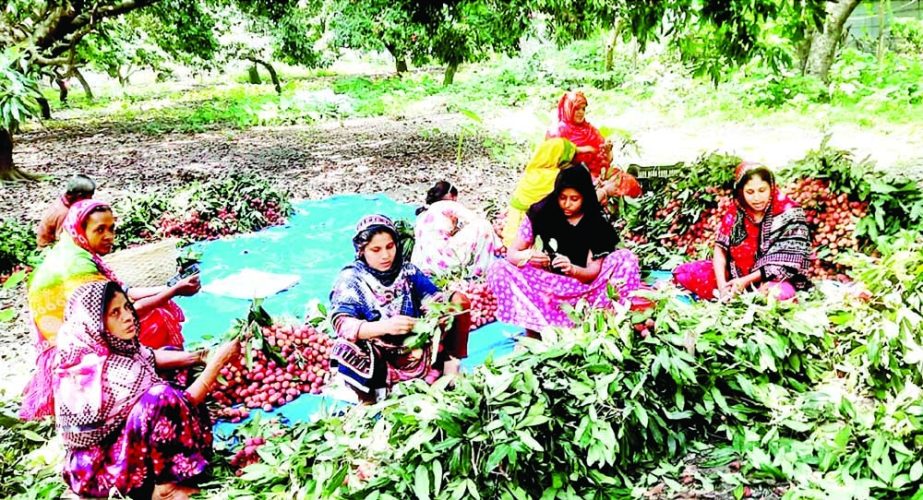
[0, 396, 63, 498]
[203, 230, 923, 498]
[0, 218, 42, 275]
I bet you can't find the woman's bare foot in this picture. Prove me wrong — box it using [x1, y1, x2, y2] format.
[153, 483, 200, 500]
[442, 358, 461, 376]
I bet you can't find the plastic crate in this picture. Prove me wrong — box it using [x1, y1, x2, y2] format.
[626, 162, 684, 190]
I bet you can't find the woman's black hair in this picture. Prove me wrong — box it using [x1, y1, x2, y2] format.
[416, 181, 459, 215]
[734, 166, 775, 202]
[81, 206, 113, 230]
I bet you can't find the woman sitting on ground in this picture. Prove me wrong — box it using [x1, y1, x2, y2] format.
[22, 200, 201, 420]
[55, 281, 240, 499]
[489, 166, 642, 337]
[412, 180, 499, 277]
[330, 214, 472, 403]
[673, 162, 812, 301]
[546, 90, 642, 198]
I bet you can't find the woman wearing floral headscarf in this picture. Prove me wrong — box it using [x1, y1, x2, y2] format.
[55, 281, 239, 499]
[673, 162, 812, 301]
[21, 199, 201, 420]
[547, 90, 641, 198]
[329, 214, 471, 403]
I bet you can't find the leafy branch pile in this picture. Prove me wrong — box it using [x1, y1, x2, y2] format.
[158, 173, 293, 242]
[0, 217, 42, 276]
[621, 140, 923, 278]
[0, 395, 64, 499]
[203, 230, 923, 499]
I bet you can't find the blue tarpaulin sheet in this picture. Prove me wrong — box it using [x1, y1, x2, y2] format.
[174, 195, 523, 435]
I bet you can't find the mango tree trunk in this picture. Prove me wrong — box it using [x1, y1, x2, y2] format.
[0, 129, 37, 181]
[73, 69, 94, 102]
[803, 0, 862, 82]
[37, 97, 52, 119]
[443, 62, 459, 86]
[55, 76, 68, 104]
[385, 43, 408, 74]
[246, 58, 281, 94]
[248, 65, 262, 84]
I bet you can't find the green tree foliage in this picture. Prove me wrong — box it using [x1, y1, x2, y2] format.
[331, 0, 530, 84]
[329, 0, 427, 74]
[533, 0, 829, 80]
[0, 0, 326, 179]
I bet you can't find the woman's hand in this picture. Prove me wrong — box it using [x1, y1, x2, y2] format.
[719, 278, 748, 300]
[552, 255, 574, 276]
[172, 274, 201, 297]
[192, 348, 209, 366]
[576, 145, 597, 154]
[383, 315, 417, 335]
[527, 250, 551, 269]
[211, 340, 241, 368]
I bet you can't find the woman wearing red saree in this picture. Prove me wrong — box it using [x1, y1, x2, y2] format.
[22, 200, 201, 420]
[673, 162, 812, 301]
[547, 91, 641, 198]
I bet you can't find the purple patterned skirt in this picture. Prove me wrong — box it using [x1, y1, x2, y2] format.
[488, 249, 641, 332]
[62, 382, 212, 498]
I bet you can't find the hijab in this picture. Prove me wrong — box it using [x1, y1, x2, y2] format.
[54, 281, 158, 449]
[527, 166, 618, 267]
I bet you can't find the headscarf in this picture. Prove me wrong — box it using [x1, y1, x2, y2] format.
[62, 200, 120, 283]
[547, 91, 609, 178]
[29, 200, 120, 346]
[54, 281, 158, 449]
[717, 162, 811, 283]
[351, 214, 405, 287]
[502, 139, 577, 246]
[331, 214, 435, 321]
[527, 166, 618, 267]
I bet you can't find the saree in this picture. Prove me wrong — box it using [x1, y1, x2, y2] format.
[22, 200, 184, 420]
[55, 282, 210, 497]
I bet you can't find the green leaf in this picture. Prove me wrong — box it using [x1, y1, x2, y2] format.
[2, 270, 27, 289]
[450, 480, 467, 500]
[485, 444, 510, 472]
[515, 430, 544, 452]
[19, 429, 47, 442]
[466, 479, 481, 500]
[414, 463, 430, 500]
[433, 460, 443, 496]
[0, 308, 16, 322]
[633, 403, 649, 428]
[910, 460, 923, 482]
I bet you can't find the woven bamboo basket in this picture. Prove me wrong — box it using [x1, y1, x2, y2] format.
[102, 238, 181, 288]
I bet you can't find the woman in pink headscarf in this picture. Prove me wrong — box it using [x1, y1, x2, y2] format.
[55, 281, 240, 499]
[21, 199, 202, 420]
[673, 162, 812, 301]
[547, 91, 642, 199]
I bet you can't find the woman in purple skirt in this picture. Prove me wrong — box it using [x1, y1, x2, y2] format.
[54, 281, 240, 499]
[488, 165, 641, 337]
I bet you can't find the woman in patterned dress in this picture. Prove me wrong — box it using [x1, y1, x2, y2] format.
[54, 281, 240, 499]
[488, 166, 642, 337]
